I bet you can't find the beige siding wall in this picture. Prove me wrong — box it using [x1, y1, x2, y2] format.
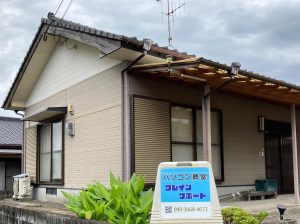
[24, 63, 123, 189]
[26, 40, 121, 107]
[129, 75, 300, 187]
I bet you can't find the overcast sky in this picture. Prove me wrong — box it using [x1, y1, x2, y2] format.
[1, 0, 300, 117]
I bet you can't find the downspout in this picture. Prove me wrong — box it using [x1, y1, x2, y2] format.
[121, 39, 153, 181]
[14, 110, 25, 174]
[291, 104, 299, 204]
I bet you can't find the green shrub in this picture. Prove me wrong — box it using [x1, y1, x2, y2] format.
[62, 172, 153, 224]
[222, 207, 268, 224]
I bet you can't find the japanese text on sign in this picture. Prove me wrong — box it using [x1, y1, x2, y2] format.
[160, 167, 211, 218]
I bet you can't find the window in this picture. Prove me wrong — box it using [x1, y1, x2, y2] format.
[171, 106, 223, 180]
[38, 119, 63, 184]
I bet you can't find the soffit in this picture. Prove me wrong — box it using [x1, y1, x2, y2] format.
[130, 58, 300, 107]
[10, 37, 57, 110]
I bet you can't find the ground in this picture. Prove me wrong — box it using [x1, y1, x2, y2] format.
[221, 194, 300, 223]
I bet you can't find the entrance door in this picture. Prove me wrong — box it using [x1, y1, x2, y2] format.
[264, 120, 293, 194]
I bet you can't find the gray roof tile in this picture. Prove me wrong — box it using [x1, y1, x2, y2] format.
[0, 117, 22, 145]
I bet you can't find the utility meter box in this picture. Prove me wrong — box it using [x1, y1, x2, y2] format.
[150, 161, 223, 223]
[12, 174, 32, 200]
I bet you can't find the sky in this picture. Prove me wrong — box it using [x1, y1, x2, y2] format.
[1, 0, 300, 117]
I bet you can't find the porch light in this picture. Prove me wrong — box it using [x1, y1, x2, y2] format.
[204, 61, 242, 98]
[230, 62, 241, 78]
[258, 116, 265, 132]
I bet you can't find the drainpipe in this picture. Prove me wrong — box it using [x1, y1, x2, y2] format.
[121, 39, 153, 181]
[291, 104, 299, 204]
[14, 110, 25, 174]
[202, 62, 241, 164]
[202, 85, 212, 164]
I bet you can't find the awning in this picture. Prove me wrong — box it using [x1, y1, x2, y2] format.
[22, 107, 67, 122]
[0, 149, 21, 154]
[0, 149, 21, 159]
[130, 58, 300, 107]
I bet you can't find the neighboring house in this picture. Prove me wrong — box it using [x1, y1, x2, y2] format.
[2, 13, 300, 203]
[0, 117, 22, 192]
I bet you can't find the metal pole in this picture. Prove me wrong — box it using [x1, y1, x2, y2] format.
[291, 103, 299, 204]
[202, 85, 212, 164]
[202, 95, 207, 161]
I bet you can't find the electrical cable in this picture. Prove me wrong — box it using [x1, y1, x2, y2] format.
[61, 0, 73, 19]
[54, 0, 64, 16]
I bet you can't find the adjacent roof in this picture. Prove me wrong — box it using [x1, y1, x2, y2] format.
[0, 117, 22, 146]
[130, 58, 300, 107]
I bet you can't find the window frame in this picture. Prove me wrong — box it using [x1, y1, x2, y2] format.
[171, 104, 224, 182]
[37, 116, 64, 185]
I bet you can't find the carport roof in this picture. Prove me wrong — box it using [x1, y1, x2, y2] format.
[130, 58, 300, 107]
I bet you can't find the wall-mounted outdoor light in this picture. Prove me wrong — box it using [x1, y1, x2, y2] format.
[143, 39, 153, 52]
[258, 115, 265, 132]
[230, 62, 241, 78]
[204, 61, 241, 98]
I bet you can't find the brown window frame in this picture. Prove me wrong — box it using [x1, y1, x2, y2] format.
[37, 116, 64, 185]
[171, 104, 224, 182]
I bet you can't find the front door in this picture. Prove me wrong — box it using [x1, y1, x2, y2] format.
[264, 120, 293, 194]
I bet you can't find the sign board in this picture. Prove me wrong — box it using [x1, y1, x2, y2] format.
[150, 161, 223, 224]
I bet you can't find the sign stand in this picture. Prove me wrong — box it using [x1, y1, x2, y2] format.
[150, 161, 223, 223]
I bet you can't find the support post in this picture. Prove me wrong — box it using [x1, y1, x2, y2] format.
[202, 85, 212, 164]
[291, 103, 299, 204]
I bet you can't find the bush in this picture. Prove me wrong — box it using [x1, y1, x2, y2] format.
[62, 172, 153, 224]
[222, 207, 268, 224]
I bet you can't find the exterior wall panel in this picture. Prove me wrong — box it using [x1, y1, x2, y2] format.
[26, 41, 121, 107]
[129, 75, 295, 189]
[24, 63, 123, 193]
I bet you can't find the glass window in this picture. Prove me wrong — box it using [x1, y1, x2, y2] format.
[39, 120, 63, 183]
[171, 106, 223, 181]
[40, 124, 51, 182]
[171, 106, 194, 162]
[171, 106, 193, 142]
[52, 121, 62, 180]
[172, 144, 194, 161]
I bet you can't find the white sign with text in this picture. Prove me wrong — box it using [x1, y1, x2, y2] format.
[150, 161, 223, 223]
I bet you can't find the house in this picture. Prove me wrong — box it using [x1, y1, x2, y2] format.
[0, 117, 22, 193]
[2, 12, 300, 203]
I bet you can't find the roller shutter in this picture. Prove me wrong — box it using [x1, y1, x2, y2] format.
[25, 126, 37, 183]
[133, 97, 171, 183]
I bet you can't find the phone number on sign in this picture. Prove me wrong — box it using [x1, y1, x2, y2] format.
[173, 206, 208, 213]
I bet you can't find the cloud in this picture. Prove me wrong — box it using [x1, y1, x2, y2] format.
[1, 0, 300, 116]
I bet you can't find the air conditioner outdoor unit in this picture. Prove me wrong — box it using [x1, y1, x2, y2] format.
[12, 174, 32, 200]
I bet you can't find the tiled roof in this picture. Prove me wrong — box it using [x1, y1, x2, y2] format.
[42, 13, 193, 59]
[2, 13, 193, 110]
[0, 117, 22, 145]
